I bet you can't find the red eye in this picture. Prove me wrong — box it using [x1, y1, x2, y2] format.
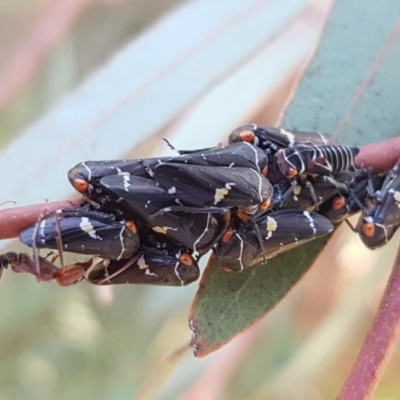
[74, 178, 89, 192]
[332, 197, 346, 210]
[240, 130, 255, 143]
[126, 221, 138, 233]
[180, 253, 194, 266]
[362, 222, 375, 237]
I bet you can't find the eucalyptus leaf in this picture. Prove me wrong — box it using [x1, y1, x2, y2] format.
[189, 0, 400, 357]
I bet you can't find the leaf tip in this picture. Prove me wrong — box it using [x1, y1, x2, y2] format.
[188, 316, 202, 357]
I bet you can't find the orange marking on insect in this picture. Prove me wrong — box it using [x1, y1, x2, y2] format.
[362, 222, 375, 237]
[259, 198, 271, 211]
[74, 178, 89, 192]
[222, 267, 233, 273]
[333, 197, 346, 210]
[222, 229, 234, 242]
[240, 130, 255, 143]
[261, 166, 269, 176]
[180, 253, 194, 266]
[126, 221, 138, 233]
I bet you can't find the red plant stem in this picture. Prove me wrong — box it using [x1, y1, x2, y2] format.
[356, 135, 400, 173]
[0, 198, 82, 241]
[337, 245, 400, 400]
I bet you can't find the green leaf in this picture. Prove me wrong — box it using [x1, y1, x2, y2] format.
[189, 0, 400, 357]
[189, 238, 330, 357]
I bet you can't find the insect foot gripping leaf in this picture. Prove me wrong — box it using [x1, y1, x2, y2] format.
[87, 249, 199, 287]
[216, 210, 334, 271]
[357, 161, 400, 249]
[20, 208, 140, 260]
[189, 235, 333, 358]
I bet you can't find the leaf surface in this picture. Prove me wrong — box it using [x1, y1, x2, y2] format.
[189, 0, 400, 357]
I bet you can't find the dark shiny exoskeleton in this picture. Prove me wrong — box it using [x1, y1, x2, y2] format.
[88, 248, 199, 286]
[228, 124, 337, 155]
[20, 208, 139, 260]
[357, 162, 400, 249]
[165, 141, 269, 176]
[100, 173, 231, 254]
[68, 142, 268, 202]
[272, 171, 357, 212]
[269, 144, 359, 184]
[14, 124, 396, 289]
[216, 209, 334, 271]
[153, 164, 273, 214]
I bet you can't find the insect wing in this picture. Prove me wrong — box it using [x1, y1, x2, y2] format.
[88, 251, 200, 286]
[217, 210, 334, 271]
[68, 157, 167, 194]
[100, 175, 177, 217]
[100, 175, 224, 252]
[167, 142, 268, 175]
[154, 164, 273, 208]
[228, 124, 337, 151]
[20, 214, 139, 260]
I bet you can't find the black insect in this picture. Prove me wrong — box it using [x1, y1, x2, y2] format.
[67, 157, 166, 206]
[216, 209, 334, 271]
[164, 141, 269, 176]
[68, 141, 268, 192]
[228, 124, 336, 154]
[357, 162, 400, 249]
[269, 144, 359, 184]
[272, 171, 356, 212]
[87, 248, 200, 287]
[318, 173, 385, 223]
[0, 248, 200, 287]
[98, 174, 230, 254]
[20, 208, 140, 260]
[153, 164, 273, 215]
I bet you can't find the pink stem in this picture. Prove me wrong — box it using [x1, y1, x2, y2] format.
[0, 198, 82, 240]
[337, 245, 400, 399]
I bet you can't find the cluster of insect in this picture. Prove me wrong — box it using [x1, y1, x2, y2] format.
[1, 125, 399, 288]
